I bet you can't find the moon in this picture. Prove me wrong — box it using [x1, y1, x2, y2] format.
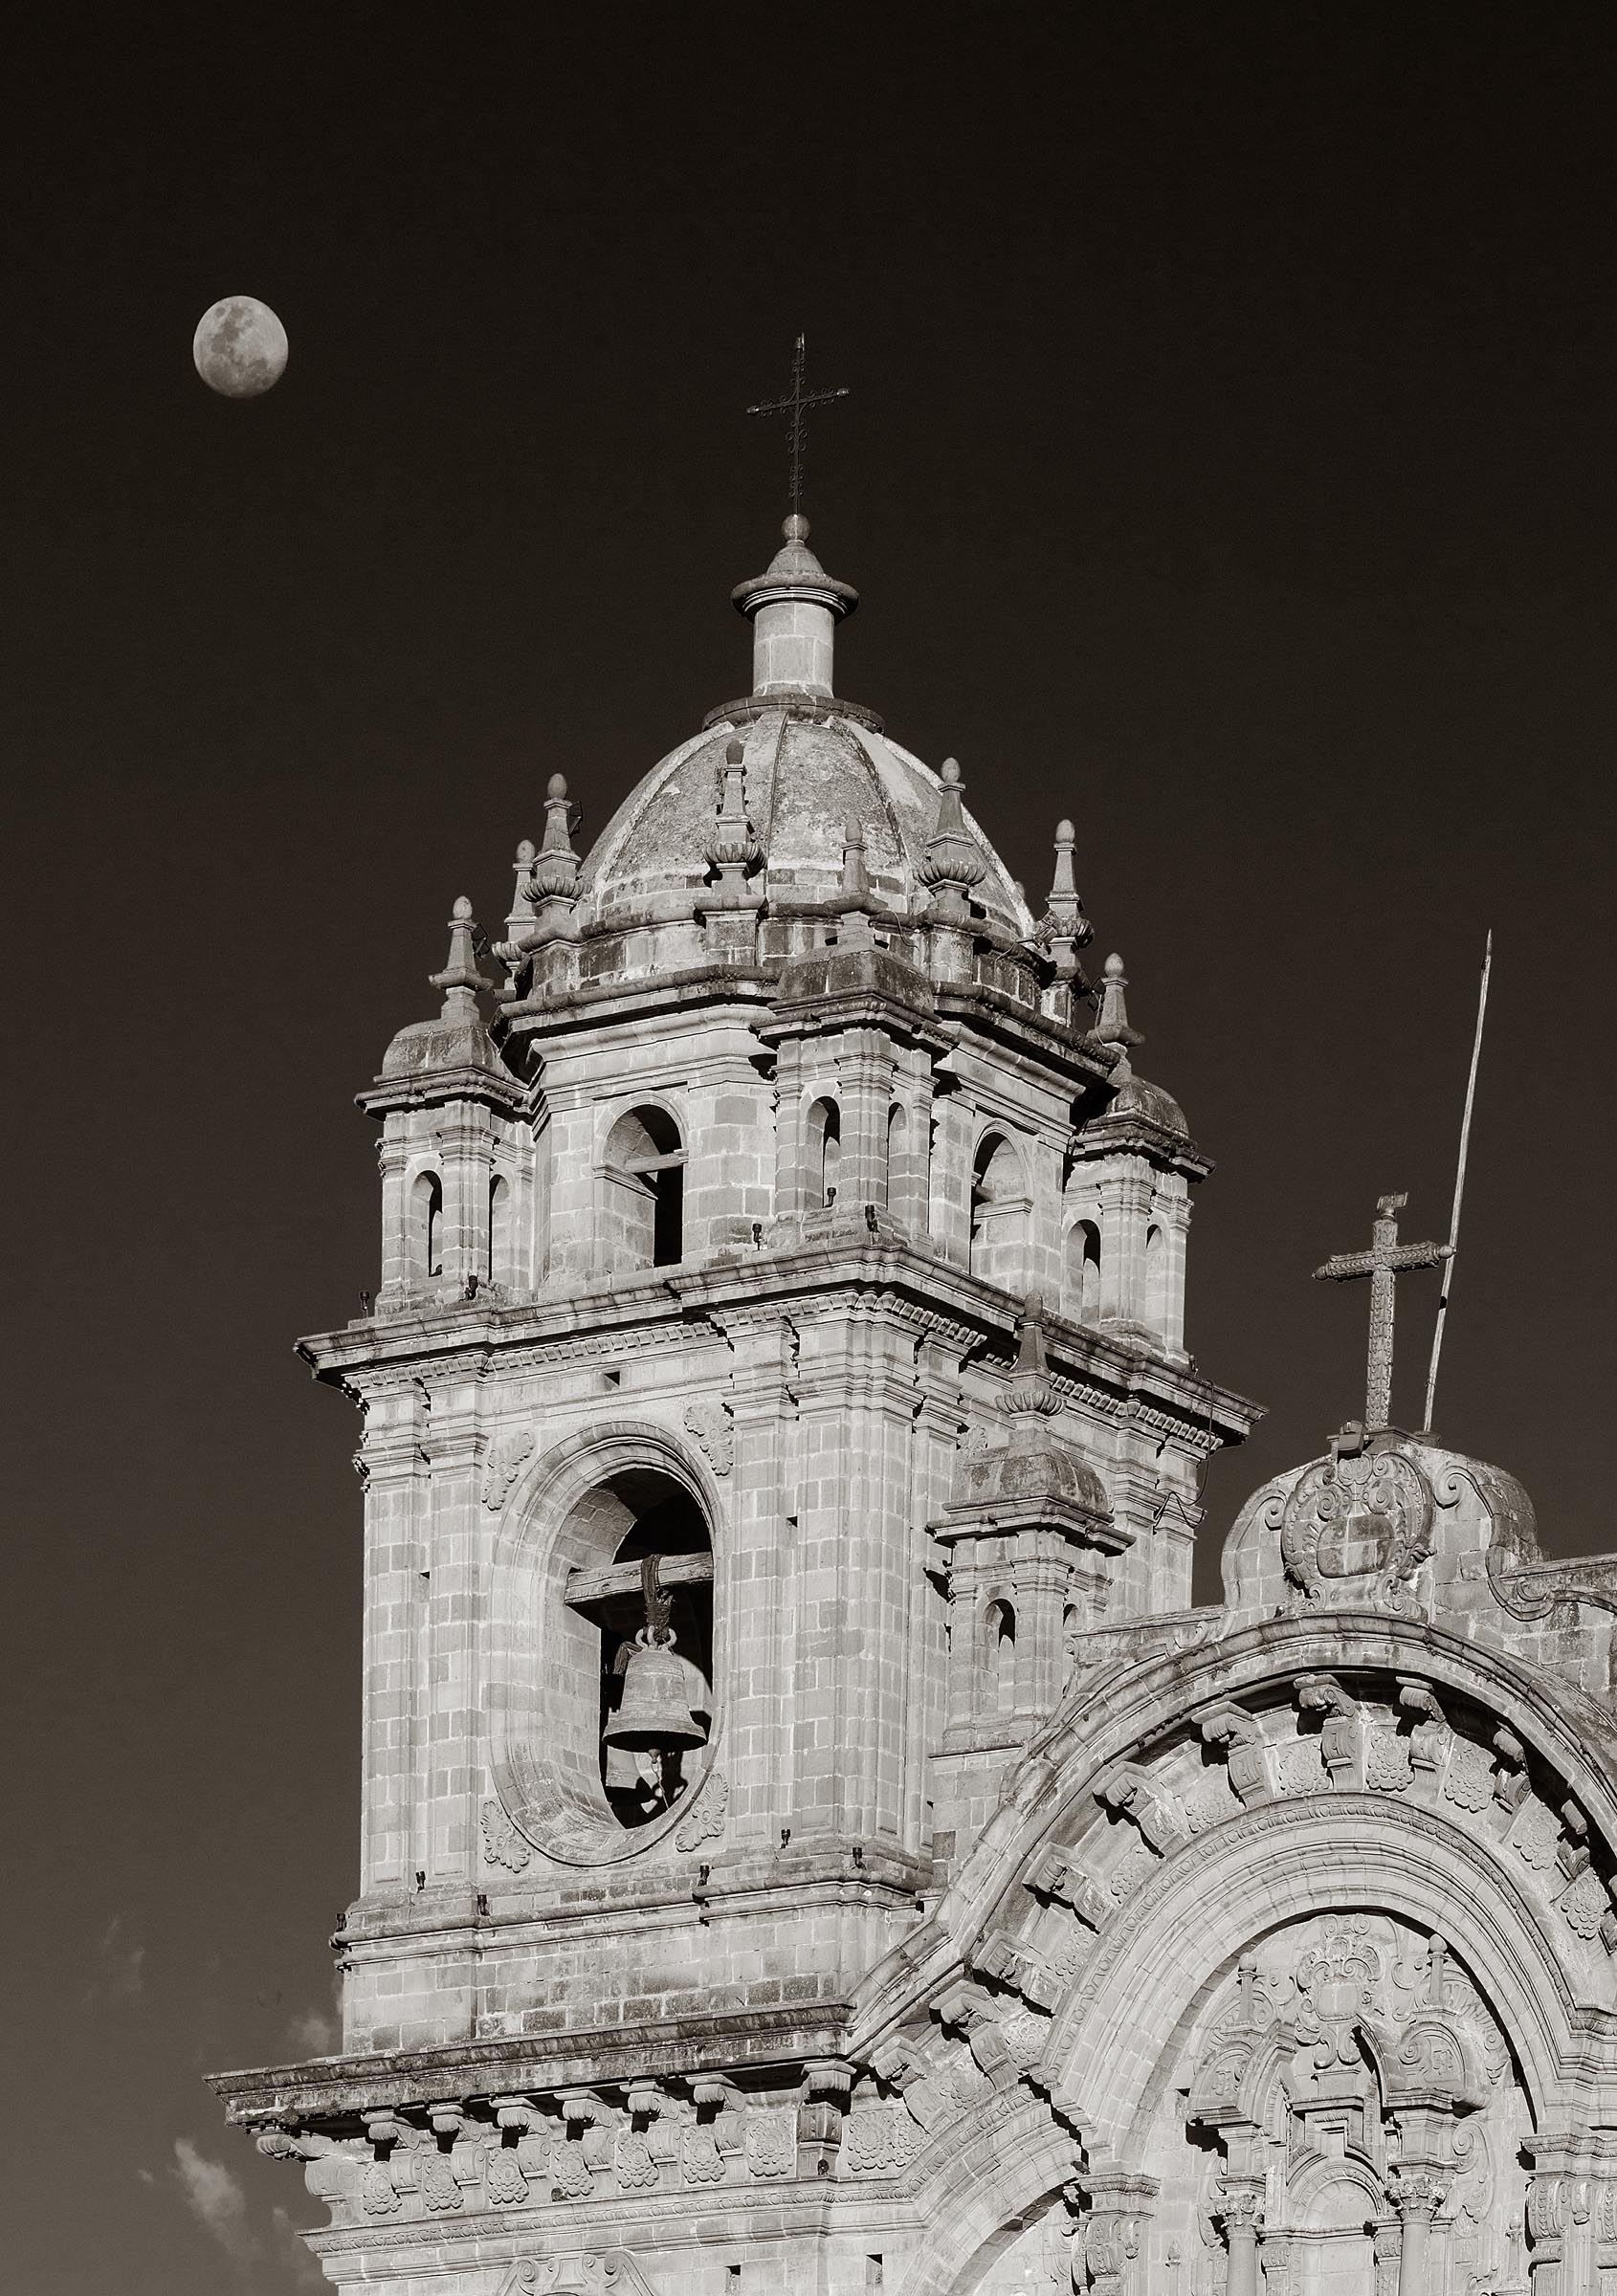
[192, 297, 289, 398]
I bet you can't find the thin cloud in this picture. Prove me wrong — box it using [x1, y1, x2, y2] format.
[171, 2138, 262, 2273]
[83, 1913, 145, 2006]
[273, 2208, 326, 2287]
[284, 2001, 339, 2056]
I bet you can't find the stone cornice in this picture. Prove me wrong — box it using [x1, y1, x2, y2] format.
[356, 1061, 531, 1121]
[209, 1998, 855, 2129]
[297, 1237, 1263, 1450]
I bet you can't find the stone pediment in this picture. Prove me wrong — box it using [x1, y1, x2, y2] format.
[1221, 1428, 1617, 1686]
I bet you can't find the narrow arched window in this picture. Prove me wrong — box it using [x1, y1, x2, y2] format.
[1144, 1223, 1166, 1335]
[1067, 1217, 1101, 1322]
[488, 1173, 511, 1283]
[886, 1103, 908, 1225]
[987, 1599, 1017, 1714]
[604, 1106, 685, 1270]
[807, 1097, 841, 1209]
[969, 1133, 1029, 1288]
[413, 1170, 444, 1279]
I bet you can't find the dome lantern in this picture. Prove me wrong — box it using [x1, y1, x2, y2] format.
[730, 516, 857, 698]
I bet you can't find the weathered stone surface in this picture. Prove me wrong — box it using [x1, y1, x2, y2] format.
[211, 522, 1617, 2293]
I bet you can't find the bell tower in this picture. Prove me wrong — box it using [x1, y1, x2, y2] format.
[213, 513, 1259, 2293]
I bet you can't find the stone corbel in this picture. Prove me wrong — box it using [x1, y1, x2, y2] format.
[1491, 1728, 1530, 1836]
[418, 2100, 477, 2213]
[1557, 1799, 1592, 1882]
[1294, 1672, 1362, 1787]
[1024, 1843, 1113, 1930]
[1197, 1701, 1274, 1809]
[486, 2095, 541, 2208]
[1395, 1678, 1450, 1792]
[690, 2074, 745, 2156]
[797, 2059, 853, 2178]
[555, 2089, 617, 2183]
[1095, 1761, 1189, 1855]
[360, 2109, 417, 2216]
[933, 1977, 1022, 2088]
[976, 1927, 1064, 2012]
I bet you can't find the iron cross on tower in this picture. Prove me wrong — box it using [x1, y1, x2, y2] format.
[1314, 1193, 1451, 1430]
[746, 334, 850, 515]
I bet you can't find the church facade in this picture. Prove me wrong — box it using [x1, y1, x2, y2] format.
[214, 519, 1617, 2296]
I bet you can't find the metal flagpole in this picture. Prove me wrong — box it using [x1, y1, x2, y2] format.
[1423, 930, 1493, 1434]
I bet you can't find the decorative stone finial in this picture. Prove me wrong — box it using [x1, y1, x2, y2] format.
[1093, 954, 1143, 1049]
[1041, 818, 1095, 981]
[494, 837, 541, 996]
[919, 757, 987, 922]
[531, 773, 582, 910]
[705, 739, 762, 904]
[999, 1292, 1062, 1419]
[429, 897, 495, 1021]
[731, 518, 858, 699]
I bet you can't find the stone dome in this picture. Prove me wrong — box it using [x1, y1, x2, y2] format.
[1108, 1071, 1189, 1137]
[575, 708, 1034, 937]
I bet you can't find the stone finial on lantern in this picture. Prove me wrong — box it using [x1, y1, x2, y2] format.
[1000, 1293, 1062, 1419]
[500, 836, 539, 955]
[1041, 819, 1095, 982]
[429, 897, 496, 1022]
[919, 758, 987, 923]
[706, 740, 763, 907]
[1089, 953, 1144, 1069]
[530, 774, 583, 926]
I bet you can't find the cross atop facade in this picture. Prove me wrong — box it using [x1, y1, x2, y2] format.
[1313, 1192, 1451, 1430]
[746, 333, 850, 516]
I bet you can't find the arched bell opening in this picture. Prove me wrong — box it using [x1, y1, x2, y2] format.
[602, 1103, 686, 1270]
[1064, 1214, 1101, 1322]
[487, 1170, 511, 1283]
[489, 1426, 726, 1866]
[806, 1094, 841, 1209]
[970, 1131, 1030, 1289]
[412, 1167, 444, 1280]
[545, 1466, 714, 1832]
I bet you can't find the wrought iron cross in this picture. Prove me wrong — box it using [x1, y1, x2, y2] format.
[746, 333, 850, 515]
[1314, 1193, 1451, 1430]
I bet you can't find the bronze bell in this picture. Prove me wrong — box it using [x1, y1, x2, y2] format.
[604, 1632, 707, 1753]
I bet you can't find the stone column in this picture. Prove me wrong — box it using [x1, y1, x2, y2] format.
[1222, 2185, 1263, 2296]
[1094, 1156, 1151, 1324]
[836, 1024, 897, 1211]
[1391, 2170, 1446, 2296]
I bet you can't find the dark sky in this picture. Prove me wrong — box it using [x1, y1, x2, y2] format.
[6, 8, 1616, 2289]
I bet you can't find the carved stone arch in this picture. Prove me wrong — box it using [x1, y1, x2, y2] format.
[891, 2093, 1078, 2296]
[1030, 1807, 1568, 2148]
[853, 1623, 1617, 2295]
[1283, 2145, 1387, 2236]
[488, 1418, 727, 1867]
